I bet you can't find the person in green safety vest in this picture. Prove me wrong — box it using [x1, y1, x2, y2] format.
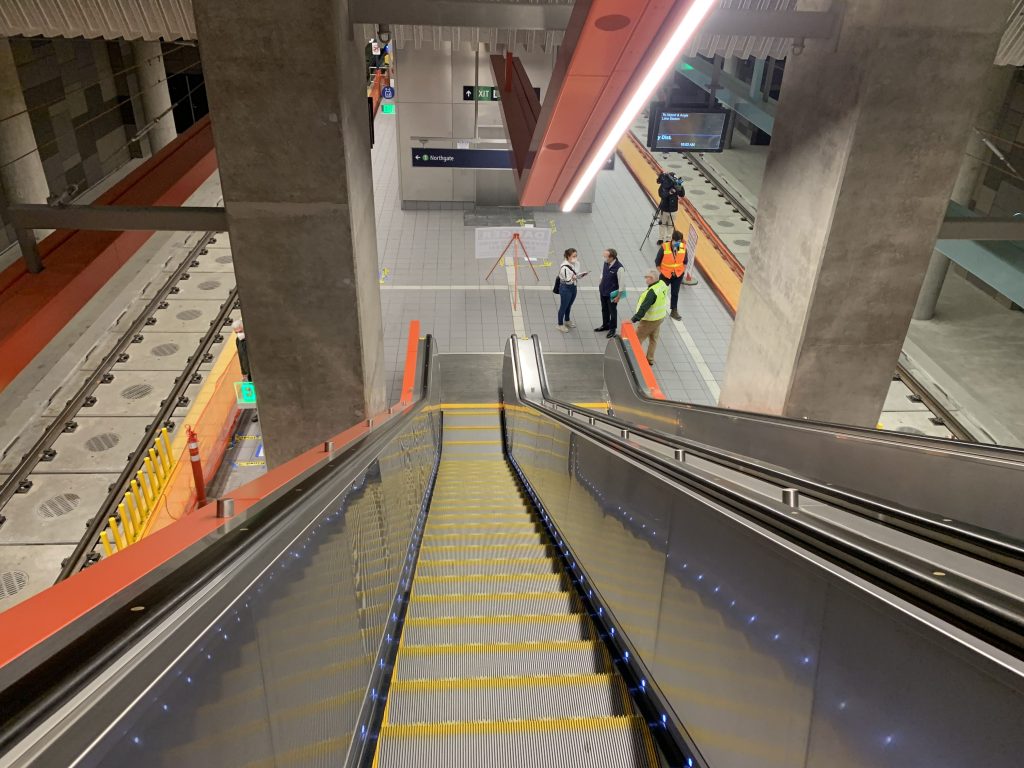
[631, 269, 670, 366]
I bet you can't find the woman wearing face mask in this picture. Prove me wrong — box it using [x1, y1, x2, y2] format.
[556, 248, 587, 332]
[654, 230, 687, 321]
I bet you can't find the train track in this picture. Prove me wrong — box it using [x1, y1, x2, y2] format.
[0, 231, 240, 588]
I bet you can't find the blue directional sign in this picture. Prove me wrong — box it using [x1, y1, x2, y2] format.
[382, 85, 395, 100]
[412, 148, 615, 171]
[413, 149, 513, 169]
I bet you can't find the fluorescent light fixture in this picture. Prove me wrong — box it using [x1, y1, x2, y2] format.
[561, 0, 717, 212]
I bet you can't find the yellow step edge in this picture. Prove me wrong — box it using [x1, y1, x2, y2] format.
[438, 403, 501, 409]
[414, 557, 551, 568]
[389, 672, 616, 693]
[445, 425, 503, 431]
[377, 714, 650, 738]
[407, 590, 578, 605]
[396, 639, 598, 656]
[402, 613, 584, 628]
[417, 545, 550, 557]
[412, 574, 560, 585]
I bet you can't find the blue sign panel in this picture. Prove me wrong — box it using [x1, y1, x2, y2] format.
[412, 149, 615, 171]
[412, 149, 511, 169]
[382, 85, 395, 100]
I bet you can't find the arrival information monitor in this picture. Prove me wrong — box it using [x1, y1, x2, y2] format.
[653, 110, 728, 152]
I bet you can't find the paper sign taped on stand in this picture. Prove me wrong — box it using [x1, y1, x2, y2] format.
[474, 227, 552, 261]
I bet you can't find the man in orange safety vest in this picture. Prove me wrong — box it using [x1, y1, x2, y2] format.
[654, 230, 686, 321]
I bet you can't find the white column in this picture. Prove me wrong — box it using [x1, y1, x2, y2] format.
[0, 38, 50, 267]
[132, 41, 178, 154]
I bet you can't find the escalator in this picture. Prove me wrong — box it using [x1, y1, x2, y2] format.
[1, 335, 1023, 768]
[375, 406, 657, 766]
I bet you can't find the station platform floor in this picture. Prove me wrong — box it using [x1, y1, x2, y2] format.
[631, 112, 1024, 446]
[372, 114, 729, 406]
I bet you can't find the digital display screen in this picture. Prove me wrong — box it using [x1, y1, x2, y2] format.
[651, 108, 729, 153]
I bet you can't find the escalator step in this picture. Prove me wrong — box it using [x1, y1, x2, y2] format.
[412, 573, 565, 597]
[402, 614, 592, 646]
[421, 532, 546, 547]
[415, 557, 556, 578]
[421, 524, 540, 536]
[394, 641, 609, 681]
[386, 674, 630, 724]
[405, 591, 581, 619]
[375, 716, 658, 768]
[417, 543, 550, 561]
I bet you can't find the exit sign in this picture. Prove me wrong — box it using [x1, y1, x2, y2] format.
[381, 103, 396, 115]
[234, 381, 257, 406]
[462, 85, 541, 102]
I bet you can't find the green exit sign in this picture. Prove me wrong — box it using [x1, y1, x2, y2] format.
[234, 381, 257, 405]
[381, 103, 396, 115]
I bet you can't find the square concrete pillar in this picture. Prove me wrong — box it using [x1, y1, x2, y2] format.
[193, 0, 386, 465]
[719, 0, 1012, 427]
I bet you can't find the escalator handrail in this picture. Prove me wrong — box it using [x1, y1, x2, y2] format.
[611, 335, 1024, 461]
[529, 335, 1024, 575]
[506, 336, 1024, 661]
[0, 336, 437, 756]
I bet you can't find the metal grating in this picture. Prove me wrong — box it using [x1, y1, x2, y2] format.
[176, 309, 202, 321]
[197, 280, 221, 291]
[38, 492, 81, 519]
[215, 254, 233, 264]
[151, 342, 181, 357]
[120, 383, 155, 400]
[85, 432, 121, 452]
[0, 571, 28, 598]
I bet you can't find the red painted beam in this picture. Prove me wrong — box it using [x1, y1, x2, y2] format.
[0, 117, 218, 392]
[521, 0, 706, 207]
[490, 55, 542, 193]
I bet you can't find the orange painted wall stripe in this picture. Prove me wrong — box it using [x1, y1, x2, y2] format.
[616, 133, 742, 317]
[0, 117, 218, 392]
[620, 322, 665, 400]
[401, 320, 421, 405]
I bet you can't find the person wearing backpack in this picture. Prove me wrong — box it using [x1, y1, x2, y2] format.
[554, 248, 587, 332]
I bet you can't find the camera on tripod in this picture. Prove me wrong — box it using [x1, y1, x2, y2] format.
[657, 172, 685, 192]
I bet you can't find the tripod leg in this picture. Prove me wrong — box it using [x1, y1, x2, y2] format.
[485, 238, 515, 281]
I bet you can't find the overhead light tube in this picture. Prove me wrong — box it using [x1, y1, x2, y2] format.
[561, 0, 717, 212]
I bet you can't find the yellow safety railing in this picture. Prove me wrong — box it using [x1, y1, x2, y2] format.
[99, 427, 176, 557]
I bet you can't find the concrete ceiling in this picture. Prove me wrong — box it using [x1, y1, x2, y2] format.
[1, 0, 1023, 67]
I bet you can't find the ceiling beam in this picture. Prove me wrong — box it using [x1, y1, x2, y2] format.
[350, 0, 573, 30]
[700, 9, 840, 40]
[938, 217, 1024, 241]
[6, 204, 228, 232]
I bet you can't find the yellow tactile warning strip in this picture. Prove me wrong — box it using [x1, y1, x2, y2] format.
[373, 405, 659, 768]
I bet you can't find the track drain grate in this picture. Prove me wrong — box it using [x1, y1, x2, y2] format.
[38, 493, 81, 519]
[215, 254, 232, 264]
[85, 432, 120, 452]
[176, 309, 202, 321]
[121, 383, 154, 400]
[198, 280, 221, 291]
[151, 342, 180, 357]
[0, 571, 28, 598]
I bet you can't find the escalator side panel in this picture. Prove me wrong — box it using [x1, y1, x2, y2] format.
[602, 340, 1024, 542]
[57, 411, 440, 768]
[505, 341, 1024, 768]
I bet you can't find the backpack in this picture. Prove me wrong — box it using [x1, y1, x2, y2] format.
[552, 263, 576, 293]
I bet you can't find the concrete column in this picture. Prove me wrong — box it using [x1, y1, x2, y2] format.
[0, 39, 50, 270]
[719, 0, 1010, 427]
[132, 41, 178, 155]
[913, 65, 1016, 320]
[193, 0, 386, 466]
